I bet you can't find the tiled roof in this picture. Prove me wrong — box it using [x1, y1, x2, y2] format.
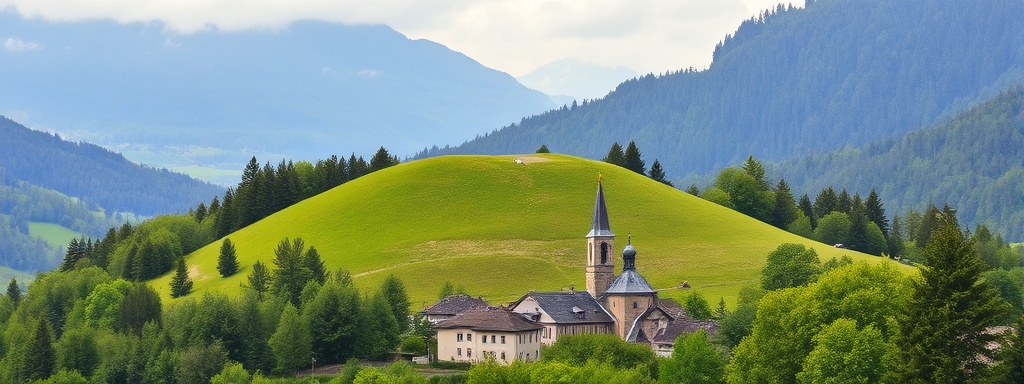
[604, 269, 656, 294]
[421, 294, 488, 315]
[433, 307, 543, 332]
[516, 291, 615, 324]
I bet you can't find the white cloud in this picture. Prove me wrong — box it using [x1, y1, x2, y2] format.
[0, 0, 798, 74]
[4, 37, 42, 51]
[357, 69, 382, 78]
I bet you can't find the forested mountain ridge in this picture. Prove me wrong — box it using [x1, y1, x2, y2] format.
[0, 14, 555, 182]
[0, 117, 224, 216]
[418, 0, 1024, 178]
[774, 87, 1024, 241]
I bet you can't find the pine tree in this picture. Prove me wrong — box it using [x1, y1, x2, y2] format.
[60, 237, 84, 271]
[770, 179, 799, 229]
[603, 142, 625, 166]
[887, 215, 906, 258]
[380, 275, 411, 334]
[215, 188, 238, 239]
[269, 304, 311, 374]
[798, 194, 817, 229]
[915, 204, 943, 249]
[648, 160, 673, 186]
[536, 144, 550, 153]
[837, 189, 852, 214]
[217, 238, 239, 277]
[170, 258, 193, 298]
[272, 237, 309, 306]
[194, 202, 208, 223]
[245, 260, 272, 301]
[742, 155, 769, 190]
[369, 147, 400, 172]
[6, 278, 21, 305]
[864, 189, 889, 236]
[303, 246, 327, 285]
[238, 156, 264, 228]
[348, 154, 369, 179]
[891, 219, 1010, 382]
[24, 317, 56, 381]
[813, 187, 839, 218]
[623, 141, 646, 174]
[208, 196, 221, 217]
[685, 184, 700, 196]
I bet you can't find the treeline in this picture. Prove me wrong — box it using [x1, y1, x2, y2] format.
[599, 141, 673, 186]
[0, 255, 423, 383]
[416, 0, 1024, 181]
[0, 117, 224, 216]
[776, 86, 1024, 241]
[0, 216, 61, 272]
[56, 147, 401, 283]
[695, 156, 1023, 269]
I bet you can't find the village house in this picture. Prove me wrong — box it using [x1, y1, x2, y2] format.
[421, 294, 488, 324]
[433, 307, 544, 363]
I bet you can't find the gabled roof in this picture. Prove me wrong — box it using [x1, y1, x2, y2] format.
[433, 307, 543, 332]
[421, 294, 488, 316]
[513, 291, 615, 324]
[586, 182, 614, 238]
[604, 269, 656, 294]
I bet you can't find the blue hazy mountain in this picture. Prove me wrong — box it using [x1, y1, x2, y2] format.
[0, 13, 555, 183]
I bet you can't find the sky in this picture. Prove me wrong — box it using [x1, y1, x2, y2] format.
[0, 0, 797, 77]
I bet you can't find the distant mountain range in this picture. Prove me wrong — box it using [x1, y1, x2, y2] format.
[0, 12, 555, 184]
[420, 0, 1024, 178]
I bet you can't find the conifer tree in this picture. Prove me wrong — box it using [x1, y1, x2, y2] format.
[603, 142, 625, 166]
[813, 187, 839, 218]
[348, 154, 369, 179]
[648, 160, 673, 186]
[369, 147, 400, 172]
[798, 194, 817, 229]
[380, 275, 411, 334]
[864, 189, 889, 236]
[269, 304, 311, 374]
[217, 238, 239, 277]
[623, 141, 646, 174]
[891, 219, 1009, 382]
[837, 189, 852, 214]
[770, 179, 799, 229]
[685, 184, 700, 196]
[887, 215, 906, 258]
[303, 246, 327, 285]
[194, 202, 208, 223]
[536, 144, 550, 153]
[272, 237, 309, 306]
[214, 188, 237, 239]
[60, 237, 84, 271]
[24, 317, 56, 381]
[741, 155, 769, 190]
[6, 278, 20, 305]
[208, 196, 221, 217]
[170, 258, 193, 298]
[245, 260, 272, 301]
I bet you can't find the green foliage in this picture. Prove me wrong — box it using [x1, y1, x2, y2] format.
[603, 142, 625, 166]
[682, 292, 713, 320]
[116, 283, 162, 335]
[272, 237, 315, 306]
[649, 160, 672, 186]
[891, 222, 1011, 382]
[210, 362, 251, 384]
[815, 212, 851, 246]
[24, 317, 56, 381]
[437, 281, 466, 300]
[90, 331, 143, 384]
[83, 279, 132, 329]
[727, 262, 910, 383]
[55, 325, 99, 376]
[15, 266, 111, 338]
[623, 141, 646, 175]
[245, 260, 272, 300]
[714, 168, 772, 222]
[176, 341, 229, 384]
[761, 243, 821, 291]
[770, 179, 799, 229]
[796, 319, 891, 384]
[786, 214, 814, 239]
[33, 369, 89, 384]
[984, 268, 1024, 320]
[369, 147, 401, 172]
[536, 144, 550, 153]
[380, 275, 410, 334]
[217, 238, 239, 277]
[269, 304, 311, 373]
[660, 330, 725, 384]
[170, 258, 193, 298]
[7, 278, 22, 305]
[359, 291, 401, 360]
[353, 361, 426, 384]
[400, 335, 427, 355]
[542, 333, 658, 379]
[307, 280, 362, 363]
[468, 359, 654, 384]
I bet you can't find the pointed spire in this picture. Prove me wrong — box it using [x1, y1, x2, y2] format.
[586, 178, 614, 238]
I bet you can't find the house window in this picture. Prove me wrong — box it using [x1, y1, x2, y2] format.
[491, 335, 496, 344]
[600, 242, 608, 264]
[457, 333, 463, 342]
[633, 301, 638, 309]
[501, 352, 506, 360]
[457, 348, 462, 356]
[467, 348, 472, 358]
[501, 335, 506, 344]
[467, 333, 472, 341]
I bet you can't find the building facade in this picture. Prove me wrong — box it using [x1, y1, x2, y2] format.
[433, 307, 543, 363]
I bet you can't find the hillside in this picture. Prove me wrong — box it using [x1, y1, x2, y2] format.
[419, 0, 1024, 179]
[0, 117, 223, 216]
[151, 154, 899, 307]
[775, 87, 1024, 241]
[0, 13, 555, 183]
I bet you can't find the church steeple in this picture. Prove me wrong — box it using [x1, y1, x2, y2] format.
[585, 178, 615, 298]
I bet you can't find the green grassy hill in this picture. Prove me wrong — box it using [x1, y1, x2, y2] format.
[151, 154, 900, 308]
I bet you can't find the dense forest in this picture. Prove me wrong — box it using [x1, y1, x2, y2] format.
[774, 86, 1024, 241]
[418, 0, 1024, 179]
[0, 117, 223, 217]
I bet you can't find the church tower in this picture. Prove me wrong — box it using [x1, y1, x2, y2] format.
[586, 180, 615, 298]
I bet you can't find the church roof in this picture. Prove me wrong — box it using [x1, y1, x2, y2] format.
[586, 182, 614, 238]
[421, 294, 488, 316]
[433, 307, 543, 332]
[513, 291, 615, 324]
[605, 269, 656, 294]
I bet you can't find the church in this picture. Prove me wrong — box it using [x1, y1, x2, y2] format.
[431, 180, 715, 362]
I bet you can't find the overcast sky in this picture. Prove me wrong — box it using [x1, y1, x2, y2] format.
[1, 0, 797, 76]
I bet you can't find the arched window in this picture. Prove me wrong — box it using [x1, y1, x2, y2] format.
[600, 242, 608, 264]
[633, 301, 638, 309]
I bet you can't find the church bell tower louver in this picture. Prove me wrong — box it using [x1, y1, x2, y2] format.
[586, 178, 615, 298]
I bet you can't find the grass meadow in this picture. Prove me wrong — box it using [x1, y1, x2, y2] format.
[150, 154, 904, 309]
